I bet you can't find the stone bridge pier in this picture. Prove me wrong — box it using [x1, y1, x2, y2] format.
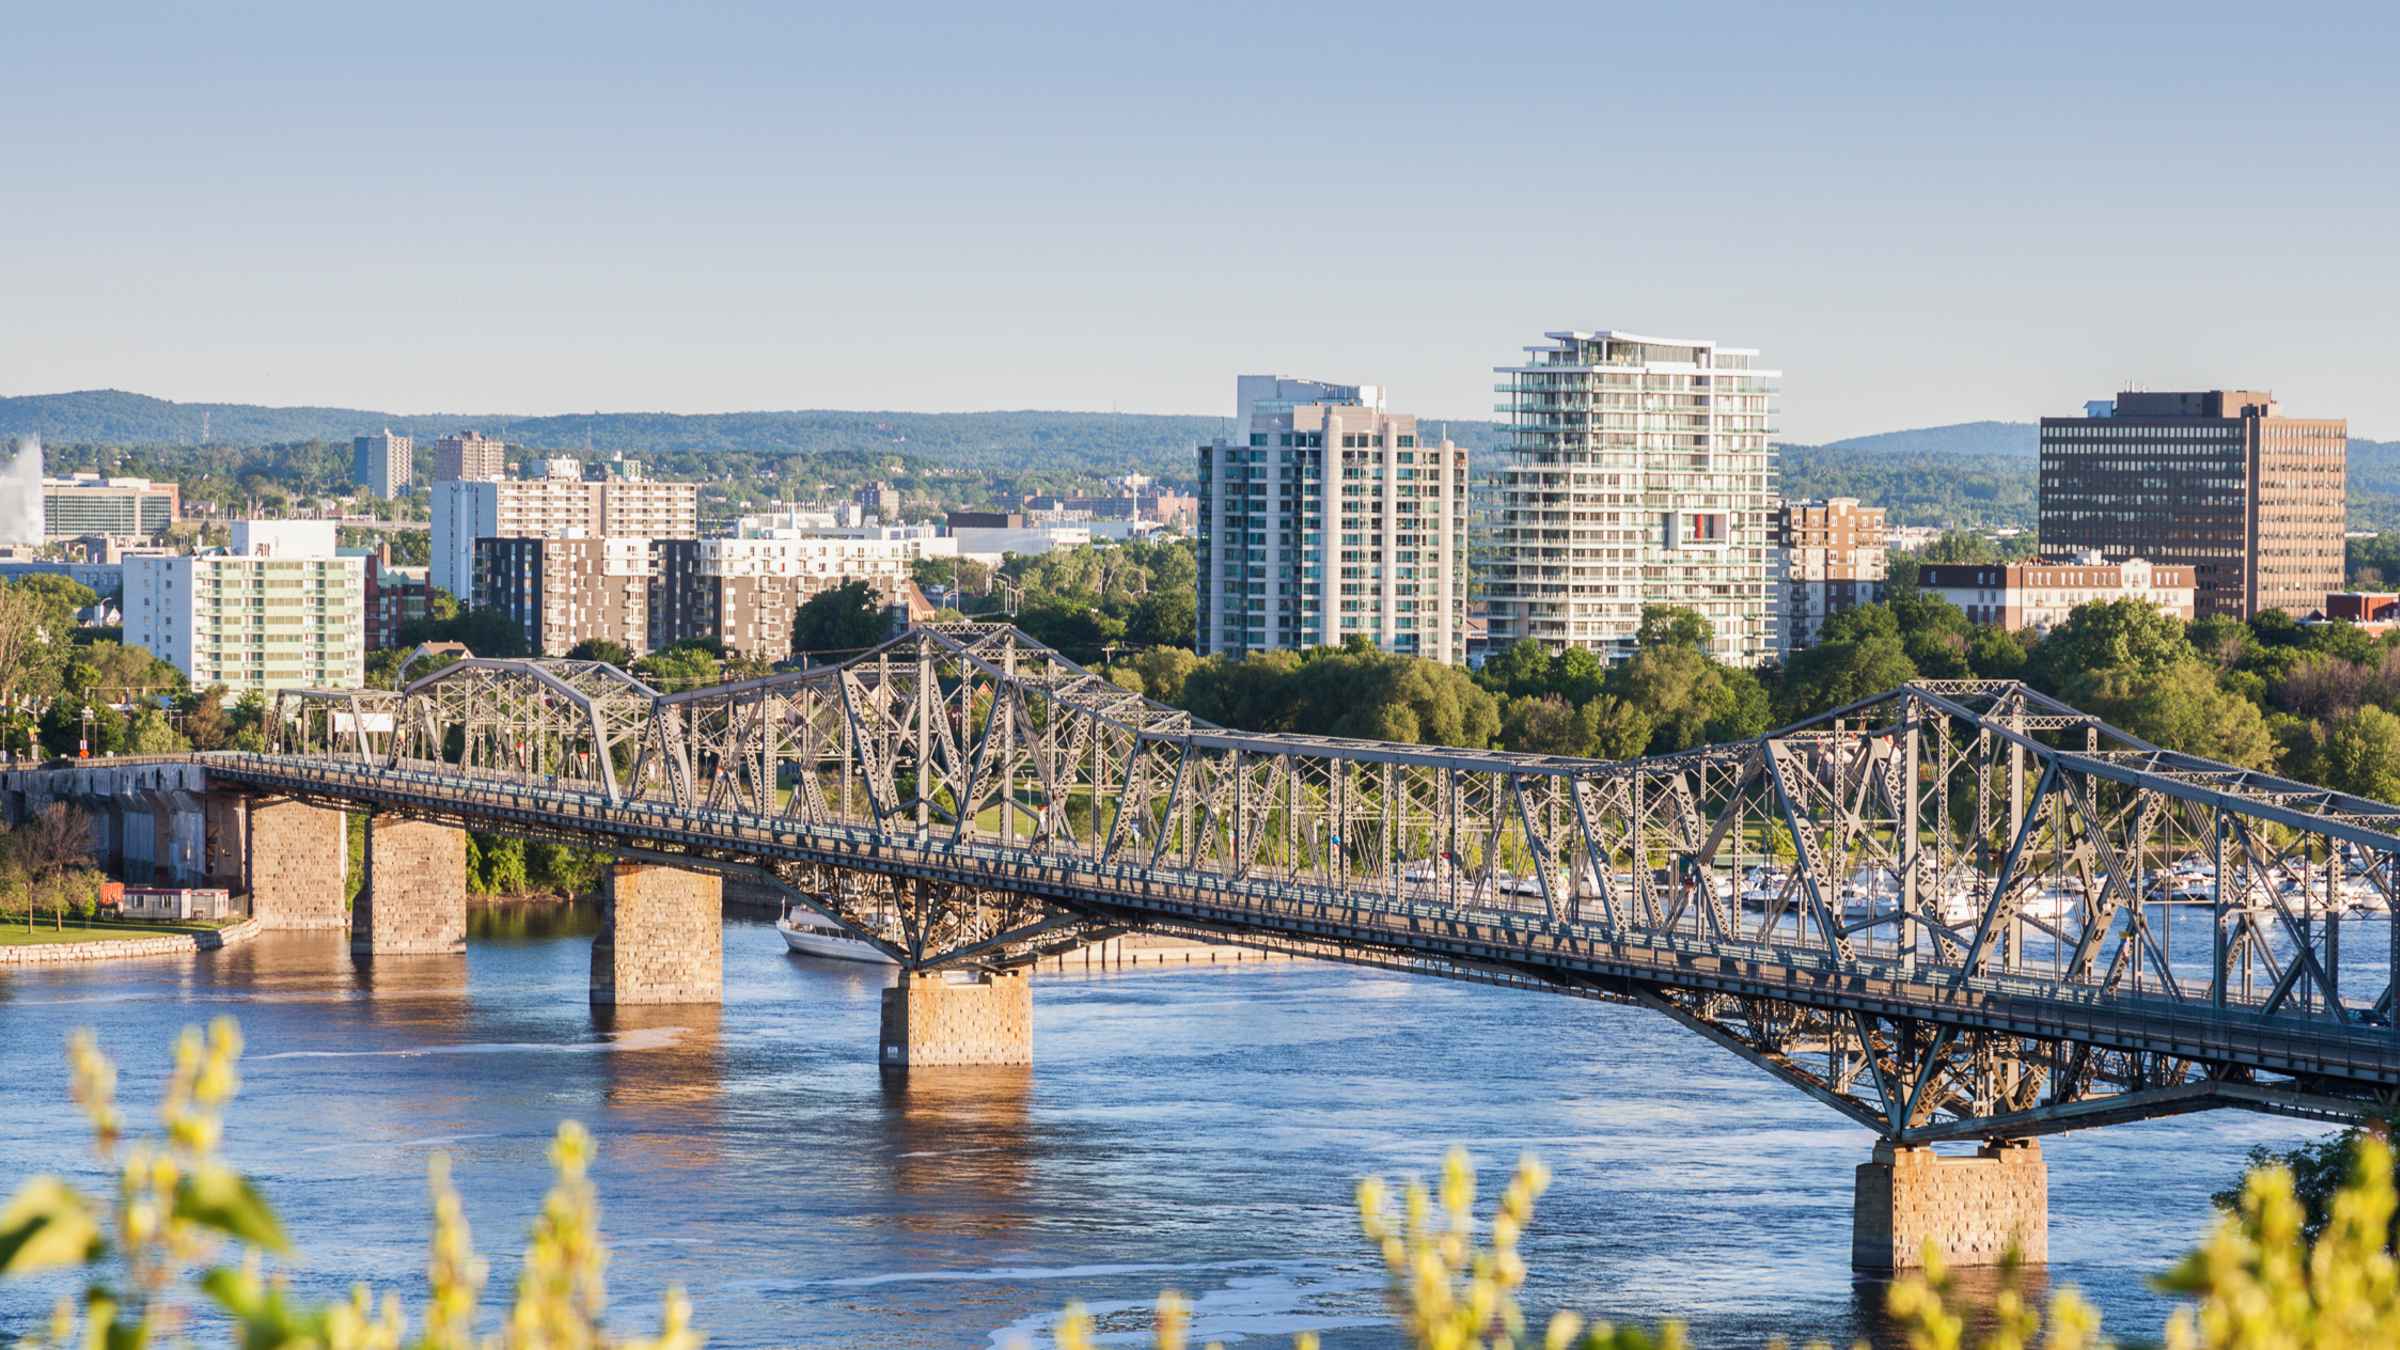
[879, 969, 1034, 1069]
[1853, 1140, 2047, 1273]
[591, 864, 723, 1005]
[354, 815, 468, 955]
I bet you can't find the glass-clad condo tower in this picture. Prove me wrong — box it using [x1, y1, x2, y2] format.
[1486, 330, 1779, 667]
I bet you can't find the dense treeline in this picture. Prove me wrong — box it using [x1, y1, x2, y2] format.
[1097, 593, 2400, 803]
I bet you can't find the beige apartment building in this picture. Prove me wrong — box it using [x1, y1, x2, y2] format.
[1197, 376, 1469, 663]
[434, 431, 508, 482]
[1775, 497, 1887, 657]
[474, 536, 654, 657]
[1917, 553, 2195, 633]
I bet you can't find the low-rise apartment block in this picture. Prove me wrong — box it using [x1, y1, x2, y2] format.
[125, 520, 364, 692]
[1917, 553, 2195, 633]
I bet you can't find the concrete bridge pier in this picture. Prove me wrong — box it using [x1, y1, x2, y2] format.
[591, 864, 723, 1005]
[354, 816, 467, 955]
[1852, 1140, 2046, 1273]
[244, 797, 350, 930]
[879, 968, 1033, 1069]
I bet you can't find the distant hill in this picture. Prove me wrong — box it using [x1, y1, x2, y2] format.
[1819, 420, 2037, 459]
[9, 391, 2394, 531]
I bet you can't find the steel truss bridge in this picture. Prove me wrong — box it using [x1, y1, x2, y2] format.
[217, 624, 2400, 1145]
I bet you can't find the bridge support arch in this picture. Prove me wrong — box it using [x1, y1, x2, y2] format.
[879, 968, 1033, 1069]
[355, 816, 467, 955]
[591, 863, 723, 1005]
[1853, 1140, 2046, 1273]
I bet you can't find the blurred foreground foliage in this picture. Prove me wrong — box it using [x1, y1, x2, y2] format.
[0, 1019, 696, 1349]
[8, 1025, 2400, 1348]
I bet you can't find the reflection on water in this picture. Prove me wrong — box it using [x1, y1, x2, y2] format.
[1852, 1263, 2053, 1347]
[470, 898, 604, 942]
[879, 1064, 1035, 1236]
[0, 914, 2381, 1348]
[594, 1001, 725, 1119]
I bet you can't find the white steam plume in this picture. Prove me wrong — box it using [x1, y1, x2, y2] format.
[0, 436, 40, 547]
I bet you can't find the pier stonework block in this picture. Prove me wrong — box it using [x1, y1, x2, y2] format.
[879, 969, 1034, 1068]
[355, 817, 468, 954]
[1854, 1140, 2047, 1273]
[244, 798, 349, 931]
[591, 865, 723, 1005]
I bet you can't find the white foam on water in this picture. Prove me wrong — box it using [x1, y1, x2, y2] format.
[978, 1265, 1382, 1347]
[254, 1025, 686, 1060]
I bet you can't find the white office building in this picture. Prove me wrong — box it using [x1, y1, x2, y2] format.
[1197, 376, 1469, 663]
[125, 522, 364, 693]
[1486, 330, 1779, 667]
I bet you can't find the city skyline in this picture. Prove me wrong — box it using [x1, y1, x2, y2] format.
[5, 3, 2395, 444]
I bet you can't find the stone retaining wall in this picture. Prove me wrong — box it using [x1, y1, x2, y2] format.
[0, 918, 262, 966]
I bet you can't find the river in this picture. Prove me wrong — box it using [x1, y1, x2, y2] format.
[0, 906, 2357, 1347]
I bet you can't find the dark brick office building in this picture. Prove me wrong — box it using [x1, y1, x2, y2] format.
[2038, 390, 2345, 620]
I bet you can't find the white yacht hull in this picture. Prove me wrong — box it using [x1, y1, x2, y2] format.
[777, 916, 899, 965]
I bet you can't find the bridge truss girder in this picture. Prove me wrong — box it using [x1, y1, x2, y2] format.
[255, 625, 2400, 1143]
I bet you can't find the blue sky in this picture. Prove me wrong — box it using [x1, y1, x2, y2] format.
[3, 2, 2393, 442]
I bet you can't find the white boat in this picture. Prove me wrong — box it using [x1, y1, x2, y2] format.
[777, 901, 899, 966]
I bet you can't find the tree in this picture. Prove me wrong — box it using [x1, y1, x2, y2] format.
[633, 642, 722, 691]
[1480, 640, 1553, 701]
[2081, 659, 2278, 769]
[1124, 588, 1196, 650]
[790, 580, 890, 661]
[2026, 598, 2195, 701]
[1967, 626, 2028, 680]
[1635, 605, 1713, 652]
[1115, 647, 1202, 705]
[565, 638, 634, 668]
[1578, 695, 1653, 761]
[1778, 634, 1919, 721]
[1501, 695, 1585, 756]
[2312, 705, 2400, 803]
[124, 706, 189, 755]
[0, 577, 97, 719]
[178, 686, 234, 751]
[16, 803, 94, 930]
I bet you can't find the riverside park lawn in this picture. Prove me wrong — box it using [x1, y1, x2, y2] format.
[0, 917, 239, 946]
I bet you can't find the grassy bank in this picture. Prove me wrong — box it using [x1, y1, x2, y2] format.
[0, 916, 242, 946]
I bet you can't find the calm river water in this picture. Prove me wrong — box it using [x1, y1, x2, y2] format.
[0, 907, 2362, 1347]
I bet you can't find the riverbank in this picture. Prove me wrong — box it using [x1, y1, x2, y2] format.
[0, 916, 261, 966]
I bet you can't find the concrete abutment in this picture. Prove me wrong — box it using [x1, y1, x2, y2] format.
[590, 864, 723, 1005]
[354, 816, 467, 954]
[1853, 1140, 2047, 1273]
[879, 968, 1033, 1069]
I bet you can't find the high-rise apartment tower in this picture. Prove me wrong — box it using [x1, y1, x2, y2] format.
[353, 431, 413, 500]
[1487, 331, 1779, 666]
[1197, 376, 1468, 663]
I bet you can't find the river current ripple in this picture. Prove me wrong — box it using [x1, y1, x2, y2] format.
[0, 909, 2357, 1347]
